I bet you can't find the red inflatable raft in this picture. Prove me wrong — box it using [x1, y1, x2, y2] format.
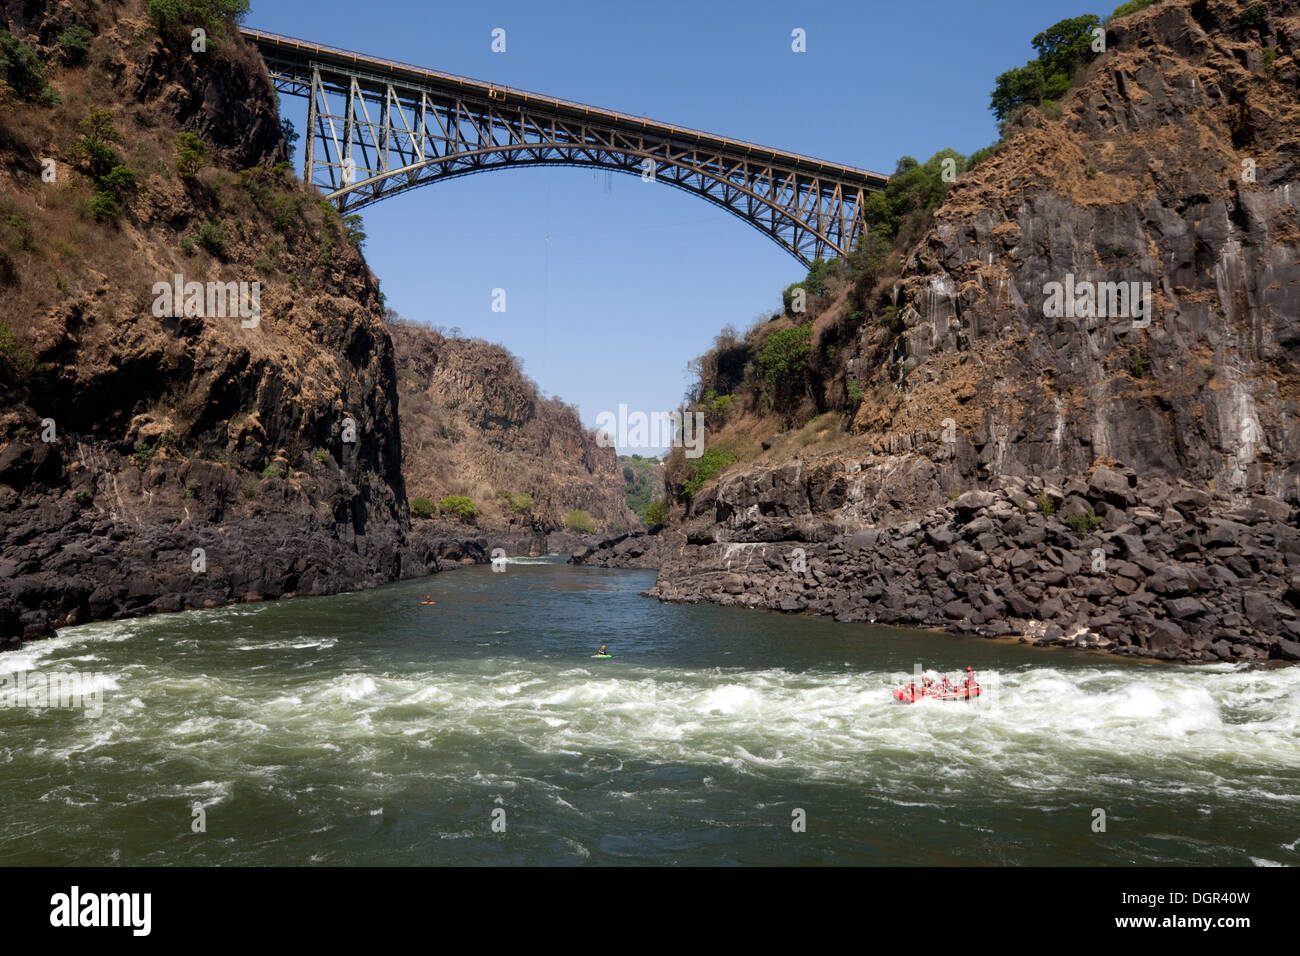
[893, 668, 981, 703]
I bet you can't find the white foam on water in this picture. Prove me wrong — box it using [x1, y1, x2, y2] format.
[7, 625, 1300, 853]
[234, 637, 338, 651]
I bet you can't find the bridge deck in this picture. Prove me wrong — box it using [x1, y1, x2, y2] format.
[241, 27, 889, 191]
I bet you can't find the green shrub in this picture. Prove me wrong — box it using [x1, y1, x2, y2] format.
[239, 477, 257, 499]
[683, 446, 738, 497]
[859, 151, 965, 243]
[147, 0, 250, 37]
[965, 143, 1001, 170]
[846, 379, 865, 408]
[70, 110, 139, 220]
[342, 213, 366, 248]
[57, 25, 94, 63]
[782, 257, 837, 313]
[1066, 510, 1102, 534]
[1261, 46, 1277, 78]
[497, 490, 533, 513]
[132, 442, 155, 471]
[314, 449, 329, 463]
[702, 390, 734, 420]
[270, 194, 303, 233]
[438, 495, 478, 520]
[75, 488, 93, 506]
[184, 480, 198, 499]
[410, 496, 436, 518]
[565, 509, 597, 533]
[1239, 3, 1268, 31]
[196, 221, 226, 258]
[1036, 490, 1056, 516]
[1112, 0, 1161, 18]
[1130, 352, 1149, 378]
[87, 192, 118, 221]
[71, 109, 123, 177]
[3, 210, 34, 252]
[0, 29, 55, 103]
[98, 165, 136, 198]
[757, 323, 813, 408]
[174, 132, 207, 180]
[645, 498, 668, 527]
[239, 168, 273, 209]
[0, 323, 33, 380]
[261, 464, 280, 479]
[1038, 99, 1064, 120]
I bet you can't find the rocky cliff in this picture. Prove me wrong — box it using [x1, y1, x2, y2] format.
[643, 0, 1300, 662]
[860, 0, 1300, 495]
[0, 1, 414, 642]
[389, 318, 635, 537]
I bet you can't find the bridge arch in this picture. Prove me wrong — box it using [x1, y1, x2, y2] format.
[244, 28, 888, 265]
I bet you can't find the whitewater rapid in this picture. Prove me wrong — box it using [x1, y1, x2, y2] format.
[2, 570, 1297, 865]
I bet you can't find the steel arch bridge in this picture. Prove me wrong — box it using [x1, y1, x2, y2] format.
[243, 28, 889, 265]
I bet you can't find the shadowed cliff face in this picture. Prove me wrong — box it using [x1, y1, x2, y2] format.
[388, 319, 635, 535]
[0, 1, 415, 640]
[855, 0, 1300, 499]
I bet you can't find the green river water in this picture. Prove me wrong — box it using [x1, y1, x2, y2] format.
[1, 559, 1297, 865]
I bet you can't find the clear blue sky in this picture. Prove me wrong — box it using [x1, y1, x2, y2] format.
[249, 0, 1100, 454]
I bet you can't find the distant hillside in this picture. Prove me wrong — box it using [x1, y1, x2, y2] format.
[388, 317, 635, 535]
[617, 454, 663, 522]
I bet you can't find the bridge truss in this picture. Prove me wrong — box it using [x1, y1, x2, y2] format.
[244, 29, 888, 264]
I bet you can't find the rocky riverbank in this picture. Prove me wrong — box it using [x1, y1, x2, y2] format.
[570, 526, 677, 569]
[578, 456, 1300, 663]
[0, 458, 601, 647]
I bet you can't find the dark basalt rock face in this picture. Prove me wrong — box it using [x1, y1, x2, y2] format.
[570, 526, 680, 570]
[644, 454, 1300, 663]
[857, 0, 1300, 498]
[0, 4, 411, 643]
[642, 0, 1300, 662]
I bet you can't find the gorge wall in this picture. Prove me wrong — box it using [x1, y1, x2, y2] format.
[0, 1, 617, 643]
[390, 318, 635, 539]
[866, 0, 1300, 495]
[0, 1, 417, 642]
[625, 0, 1300, 663]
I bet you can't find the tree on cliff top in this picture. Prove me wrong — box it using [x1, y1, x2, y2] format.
[148, 0, 250, 38]
[990, 14, 1101, 121]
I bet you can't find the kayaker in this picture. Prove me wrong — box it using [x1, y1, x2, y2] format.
[599, 644, 608, 656]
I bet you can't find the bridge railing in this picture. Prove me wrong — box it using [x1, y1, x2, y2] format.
[240, 27, 889, 185]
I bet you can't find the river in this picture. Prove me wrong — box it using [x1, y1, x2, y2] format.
[1, 559, 1297, 865]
